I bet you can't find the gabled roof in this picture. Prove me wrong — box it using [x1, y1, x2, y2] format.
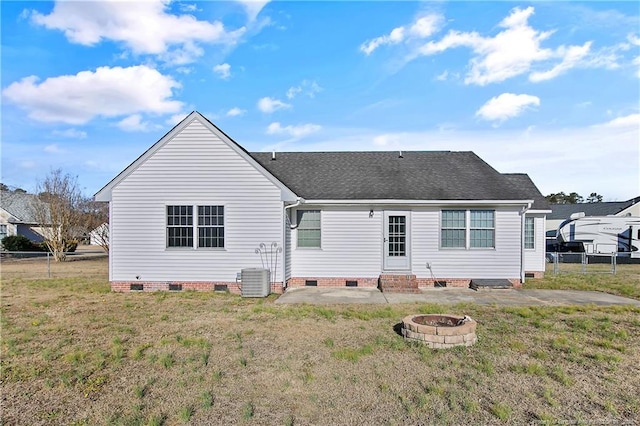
[95, 112, 545, 206]
[548, 196, 640, 219]
[0, 191, 47, 224]
[94, 111, 297, 201]
[252, 151, 540, 203]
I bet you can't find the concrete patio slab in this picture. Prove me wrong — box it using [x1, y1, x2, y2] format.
[275, 287, 640, 306]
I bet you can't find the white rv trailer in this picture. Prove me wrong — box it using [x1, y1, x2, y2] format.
[556, 213, 640, 257]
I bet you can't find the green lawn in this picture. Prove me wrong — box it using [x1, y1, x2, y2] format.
[1, 258, 639, 425]
[525, 264, 640, 300]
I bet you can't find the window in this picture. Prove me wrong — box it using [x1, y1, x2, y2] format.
[198, 206, 224, 248]
[167, 205, 224, 248]
[167, 205, 193, 247]
[0, 224, 7, 241]
[524, 217, 535, 249]
[441, 210, 466, 248]
[470, 210, 495, 248]
[440, 209, 495, 249]
[297, 210, 321, 248]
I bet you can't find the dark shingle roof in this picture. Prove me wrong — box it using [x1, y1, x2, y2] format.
[251, 151, 544, 203]
[502, 174, 550, 210]
[548, 196, 640, 220]
[0, 191, 45, 223]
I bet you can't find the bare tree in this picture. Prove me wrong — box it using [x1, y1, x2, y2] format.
[31, 169, 84, 261]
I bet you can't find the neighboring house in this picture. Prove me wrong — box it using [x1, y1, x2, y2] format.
[0, 191, 49, 246]
[546, 196, 640, 233]
[95, 112, 550, 294]
[89, 223, 109, 247]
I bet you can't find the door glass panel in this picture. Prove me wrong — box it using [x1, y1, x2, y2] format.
[388, 216, 406, 256]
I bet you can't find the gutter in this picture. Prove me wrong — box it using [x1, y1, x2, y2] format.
[302, 199, 535, 206]
[281, 197, 305, 291]
[519, 202, 532, 284]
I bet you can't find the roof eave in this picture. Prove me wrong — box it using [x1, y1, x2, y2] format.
[301, 199, 535, 206]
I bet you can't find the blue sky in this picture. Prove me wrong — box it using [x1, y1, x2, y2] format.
[2, 1, 639, 200]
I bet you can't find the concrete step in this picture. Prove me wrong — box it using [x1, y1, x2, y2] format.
[469, 279, 513, 291]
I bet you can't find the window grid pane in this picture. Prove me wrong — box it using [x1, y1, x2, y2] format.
[297, 210, 321, 248]
[198, 205, 224, 248]
[441, 210, 466, 248]
[524, 217, 535, 249]
[470, 210, 495, 248]
[167, 205, 193, 247]
[388, 216, 406, 256]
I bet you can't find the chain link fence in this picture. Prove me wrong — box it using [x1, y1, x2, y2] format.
[549, 252, 621, 275]
[0, 249, 108, 280]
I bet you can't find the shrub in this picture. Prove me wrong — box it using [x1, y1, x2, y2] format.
[1, 235, 40, 251]
[36, 239, 78, 253]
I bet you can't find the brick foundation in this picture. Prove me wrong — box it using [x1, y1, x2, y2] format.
[525, 271, 545, 279]
[379, 274, 420, 293]
[111, 281, 284, 294]
[286, 277, 378, 288]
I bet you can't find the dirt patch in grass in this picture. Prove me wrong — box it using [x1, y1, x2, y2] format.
[2, 258, 640, 424]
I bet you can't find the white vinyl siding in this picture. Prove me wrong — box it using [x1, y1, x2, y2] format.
[416, 207, 521, 279]
[291, 207, 382, 278]
[109, 118, 284, 283]
[297, 210, 321, 248]
[290, 206, 525, 281]
[524, 216, 535, 249]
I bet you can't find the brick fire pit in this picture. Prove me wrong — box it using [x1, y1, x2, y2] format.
[402, 314, 477, 349]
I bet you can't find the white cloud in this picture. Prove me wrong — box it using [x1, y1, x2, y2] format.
[411, 6, 618, 85]
[435, 70, 448, 81]
[116, 114, 153, 132]
[529, 42, 592, 82]
[629, 34, 640, 77]
[166, 112, 190, 126]
[226, 107, 246, 117]
[360, 13, 443, 55]
[266, 122, 321, 138]
[257, 97, 290, 113]
[213, 63, 231, 79]
[179, 3, 199, 13]
[52, 128, 87, 139]
[236, 0, 271, 22]
[596, 113, 640, 128]
[373, 134, 401, 146]
[476, 93, 540, 123]
[44, 144, 62, 153]
[29, 0, 245, 64]
[2, 65, 183, 125]
[175, 66, 193, 75]
[286, 80, 322, 99]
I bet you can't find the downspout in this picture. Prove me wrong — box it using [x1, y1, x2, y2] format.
[519, 202, 532, 284]
[282, 197, 305, 291]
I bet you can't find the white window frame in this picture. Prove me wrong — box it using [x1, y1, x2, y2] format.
[166, 205, 225, 250]
[440, 209, 495, 250]
[524, 216, 535, 250]
[296, 209, 321, 249]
